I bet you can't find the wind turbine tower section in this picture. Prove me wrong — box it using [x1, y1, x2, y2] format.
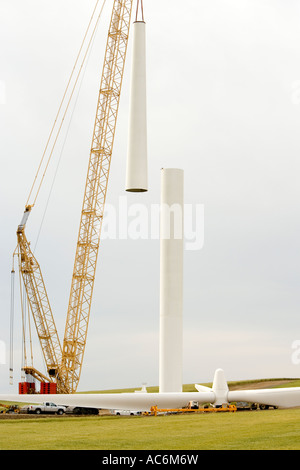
[159, 168, 184, 393]
[126, 16, 148, 192]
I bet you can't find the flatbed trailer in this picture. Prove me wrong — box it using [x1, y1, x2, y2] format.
[147, 404, 237, 416]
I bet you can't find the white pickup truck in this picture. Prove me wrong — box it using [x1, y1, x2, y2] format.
[112, 410, 141, 416]
[26, 402, 67, 415]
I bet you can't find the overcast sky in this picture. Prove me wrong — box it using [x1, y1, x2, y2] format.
[1, 0, 300, 394]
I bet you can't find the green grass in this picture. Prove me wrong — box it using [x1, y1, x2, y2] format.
[1, 409, 300, 450]
[1, 378, 300, 450]
[85, 384, 199, 394]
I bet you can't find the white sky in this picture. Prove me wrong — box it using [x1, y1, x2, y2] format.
[1, 0, 300, 393]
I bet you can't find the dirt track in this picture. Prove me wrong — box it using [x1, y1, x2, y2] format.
[0, 409, 111, 420]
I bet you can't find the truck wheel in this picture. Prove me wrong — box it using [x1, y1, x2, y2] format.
[35, 409, 41, 415]
[57, 409, 64, 415]
[260, 404, 269, 410]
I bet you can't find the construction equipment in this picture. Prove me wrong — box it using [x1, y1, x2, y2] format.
[0, 403, 20, 414]
[147, 404, 237, 416]
[12, 0, 136, 394]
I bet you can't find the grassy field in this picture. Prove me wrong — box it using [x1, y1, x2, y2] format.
[0, 408, 300, 450]
[1, 378, 300, 450]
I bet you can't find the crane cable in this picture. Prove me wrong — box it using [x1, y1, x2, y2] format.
[18, 266, 27, 381]
[12, 0, 107, 386]
[9, 266, 15, 385]
[135, 0, 144, 21]
[33, 9, 103, 253]
[11, 0, 107, 387]
[26, 0, 107, 209]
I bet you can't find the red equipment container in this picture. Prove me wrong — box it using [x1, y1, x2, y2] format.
[18, 382, 36, 394]
[40, 382, 57, 394]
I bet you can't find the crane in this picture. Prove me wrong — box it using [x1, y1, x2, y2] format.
[14, 0, 137, 394]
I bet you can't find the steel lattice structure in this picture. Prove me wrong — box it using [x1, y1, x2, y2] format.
[17, 0, 134, 393]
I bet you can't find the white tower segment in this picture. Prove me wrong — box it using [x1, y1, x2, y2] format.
[126, 20, 148, 192]
[159, 168, 184, 393]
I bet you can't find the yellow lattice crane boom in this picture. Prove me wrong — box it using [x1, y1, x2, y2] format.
[15, 0, 134, 394]
[62, 0, 133, 393]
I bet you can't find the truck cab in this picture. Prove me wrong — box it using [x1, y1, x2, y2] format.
[27, 402, 66, 415]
